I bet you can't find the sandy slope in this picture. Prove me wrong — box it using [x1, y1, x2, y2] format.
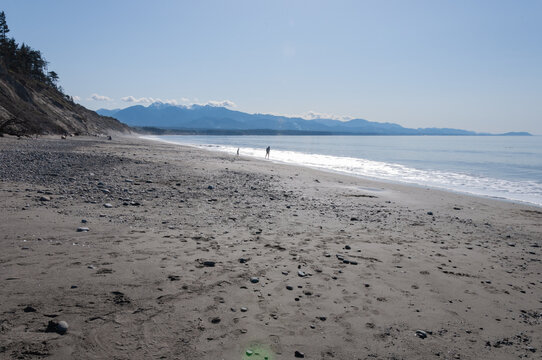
[0, 136, 540, 359]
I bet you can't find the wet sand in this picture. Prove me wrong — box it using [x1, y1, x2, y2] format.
[0, 135, 541, 359]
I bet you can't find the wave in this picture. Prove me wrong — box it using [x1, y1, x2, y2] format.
[141, 135, 542, 207]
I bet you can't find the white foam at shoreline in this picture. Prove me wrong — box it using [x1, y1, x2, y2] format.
[140, 135, 542, 207]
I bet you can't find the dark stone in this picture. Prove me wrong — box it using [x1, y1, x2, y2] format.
[210, 317, 221, 324]
[295, 350, 305, 358]
[415, 330, 428, 339]
[203, 261, 216, 267]
[45, 320, 68, 335]
[111, 291, 130, 305]
[23, 306, 36, 312]
[344, 245, 351, 250]
[286, 285, 293, 290]
[250, 277, 259, 283]
[427, 211, 433, 215]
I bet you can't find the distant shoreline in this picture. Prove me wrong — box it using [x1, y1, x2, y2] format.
[140, 134, 542, 208]
[132, 126, 532, 136]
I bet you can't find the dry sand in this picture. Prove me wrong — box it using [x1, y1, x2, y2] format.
[0, 135, 540, 359]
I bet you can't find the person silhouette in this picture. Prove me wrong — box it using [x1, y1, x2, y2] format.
[265, 146, 270, 159]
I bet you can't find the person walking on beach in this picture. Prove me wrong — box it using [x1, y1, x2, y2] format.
[265, 146, 270, 159]
[237, 148, 239, 156]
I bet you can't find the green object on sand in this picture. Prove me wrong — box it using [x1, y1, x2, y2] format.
[242, 344, 274, 360]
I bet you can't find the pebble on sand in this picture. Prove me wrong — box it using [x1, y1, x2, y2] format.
[57, 321, 69, 334]
[250, 277, 260, 283]
[76, 227, 89, 232]
[294, 350, 305, 358]
[46, 320, 68, 335]
[415, 330, 428, 339]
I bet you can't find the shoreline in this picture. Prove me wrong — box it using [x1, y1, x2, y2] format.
[140, 134, 542, 209]
[1, 135, 541, 359]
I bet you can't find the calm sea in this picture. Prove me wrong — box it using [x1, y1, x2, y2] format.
[143, 135, 542, 207]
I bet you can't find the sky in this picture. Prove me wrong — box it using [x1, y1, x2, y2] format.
[2, 0, 541, 134]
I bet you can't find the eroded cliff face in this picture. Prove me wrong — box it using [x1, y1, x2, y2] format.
[0, 63, 130, 136]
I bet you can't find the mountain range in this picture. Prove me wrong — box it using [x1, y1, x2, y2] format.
[97, 103, 530, 136]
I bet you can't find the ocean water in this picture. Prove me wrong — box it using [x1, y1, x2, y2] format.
[143, 135, 542, 207]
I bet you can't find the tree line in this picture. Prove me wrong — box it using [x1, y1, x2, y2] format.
[0, 10, 61, 92]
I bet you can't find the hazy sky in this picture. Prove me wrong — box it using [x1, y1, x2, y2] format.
[3, 0, 541, 133]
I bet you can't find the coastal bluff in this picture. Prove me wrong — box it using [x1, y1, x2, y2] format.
[0, 62, 130, 136]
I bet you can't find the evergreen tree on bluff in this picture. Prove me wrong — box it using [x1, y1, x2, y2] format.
[0, 10, 61, 90]
[0, 11, 9, 42]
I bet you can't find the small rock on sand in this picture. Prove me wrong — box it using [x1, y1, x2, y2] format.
[77, 227, 89, 232]
[250, 277, 259, 283]
[415, 330, 428, 339]
[46, 320, 68, 335]
[57, 321, 69, 334]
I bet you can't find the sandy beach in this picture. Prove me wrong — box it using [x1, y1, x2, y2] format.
[0, 135, 540, 359]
